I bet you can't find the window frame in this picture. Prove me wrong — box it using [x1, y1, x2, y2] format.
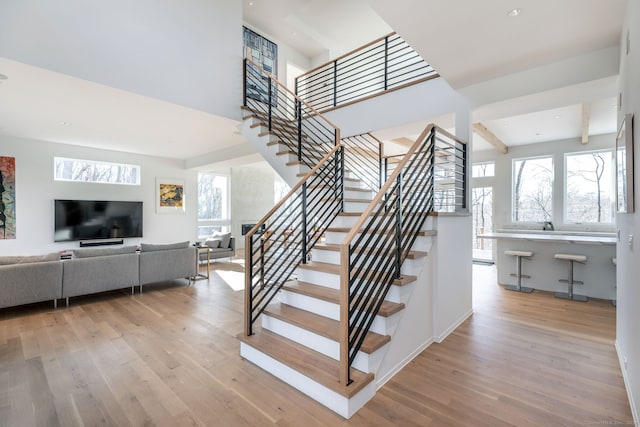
[53, 157, 141, 186]
[197, 172, 231, 239]
[511, 155, 554, 224]
[563, 148, 615, 225]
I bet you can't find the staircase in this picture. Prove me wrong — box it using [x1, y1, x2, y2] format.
[238, 44, 467, 419]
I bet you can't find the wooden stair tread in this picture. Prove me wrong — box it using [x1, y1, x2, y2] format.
[326, 228, 434, 237]
[264, 303, 390, 354]
[282, 280, 405, 317]
[237, 328, 374, 398]
[297, 262, 416, 286]
[312, 243, 429, 260]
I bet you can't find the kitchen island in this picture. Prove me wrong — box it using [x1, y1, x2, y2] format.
[479, 230, 616, 300]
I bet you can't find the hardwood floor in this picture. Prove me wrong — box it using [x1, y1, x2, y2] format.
[0, 262, 632, 426]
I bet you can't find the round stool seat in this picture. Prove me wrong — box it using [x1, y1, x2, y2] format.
[505, 250, 533, 257]
[554, 253, 587, 262]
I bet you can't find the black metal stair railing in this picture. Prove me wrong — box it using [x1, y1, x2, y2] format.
[244, 58, 340, 166]
[295, 32, 438, 112]
[341, 133, 384, 192]
[244, 145, 345, 336]
[338, 125, 467, 385]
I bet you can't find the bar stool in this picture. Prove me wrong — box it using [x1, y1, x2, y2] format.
[612, 257, 617, 307]
[554, 253, 587, 302]
[504, 250, 534, 293]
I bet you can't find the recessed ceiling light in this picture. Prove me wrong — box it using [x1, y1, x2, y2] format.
[249, 1, 254, 6]
[554, 115, 561, 119]
[59, 121, 68, 126]
[507, 8, 522, 17]
[535, 133, 541, 136]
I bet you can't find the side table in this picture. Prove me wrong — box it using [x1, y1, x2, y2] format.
[194, 246, 211, 280]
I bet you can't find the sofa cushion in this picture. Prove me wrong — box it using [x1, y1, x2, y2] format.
[140, 241, 190, 252]
[205, 239, 221, 249]
[0, 253, 60, 265]
[210, 232, 231, 248]
[73, 245, 138, 259]
[209, 247, 232, 254]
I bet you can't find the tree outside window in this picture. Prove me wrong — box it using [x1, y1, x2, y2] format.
[565, 150, 614, 224]
[513, 157, 553, 222]
[197, 173, 230, 238]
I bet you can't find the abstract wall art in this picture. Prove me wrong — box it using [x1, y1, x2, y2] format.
[0, 156, 16, 239]
[156, 178, 185, 214]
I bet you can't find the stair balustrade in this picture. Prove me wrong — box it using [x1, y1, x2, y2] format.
[244, 145, 345, 336]
[338, 125, 467, 385]
[295, 33, 438, 113]
[244, 58, 339, 166]
[341, 133, 384, 192]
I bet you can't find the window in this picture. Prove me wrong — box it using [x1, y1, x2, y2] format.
[472, 162, 495, 178]
[565, 150, 615, 224]
[54, 157, 140, 185]
[513, 156, 553, 222]
[197, 173, 230, 238]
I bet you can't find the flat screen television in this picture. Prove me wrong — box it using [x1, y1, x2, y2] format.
[54, 200, 143, 242]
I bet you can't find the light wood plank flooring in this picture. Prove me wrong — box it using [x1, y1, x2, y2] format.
[0, 262, 632, 426]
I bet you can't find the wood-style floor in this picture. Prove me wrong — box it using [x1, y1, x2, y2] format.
[0, 262, 632, 426]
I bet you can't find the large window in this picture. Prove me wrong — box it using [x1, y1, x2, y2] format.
[197, 173, 230, 238]
[54, 157, 140, 185]
[472, 162, 495, 178]
[565, 150, 615, 224]
[513, 156, 553, 222]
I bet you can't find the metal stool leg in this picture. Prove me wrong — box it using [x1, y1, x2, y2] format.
[505, 255, 534, 293]
[555, 259, 587, 302]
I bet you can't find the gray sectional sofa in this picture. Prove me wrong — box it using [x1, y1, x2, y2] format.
[62, 245, 140, 305]
[139, 241, 197, 292]
[0, 254, 63, 309]
[0, 241, 198, 310]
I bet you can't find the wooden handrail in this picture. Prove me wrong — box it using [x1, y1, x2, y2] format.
[337, 124, 466, 385]
[297, 32, 396, 80]
[245, 58, 340, 130]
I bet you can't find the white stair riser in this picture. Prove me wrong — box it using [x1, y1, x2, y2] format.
[296, 268, 339, 288]
[262, 315, 386, 373]
[310, 249, 427, 273]
[345, 190, 373, 200]
[384, 282, 415, 304]
[240, 342, 376, 418]
[324, 231, 433, 247]
[343, 201, 372, 213]
[332, 215, 362, 228]
[279, 289, 395, 335]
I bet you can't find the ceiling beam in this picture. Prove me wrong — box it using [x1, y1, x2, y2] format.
[581, 103, 591, 144]
[472, 122, 508, 154]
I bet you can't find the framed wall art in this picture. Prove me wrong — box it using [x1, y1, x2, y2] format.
[0, 156, 16, 239]
[156, 178, 185, 214]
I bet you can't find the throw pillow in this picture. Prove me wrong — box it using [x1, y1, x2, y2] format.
[140, 241, 190, 252]
[206, 239, 221, 249]
[217, 233, 232, 249]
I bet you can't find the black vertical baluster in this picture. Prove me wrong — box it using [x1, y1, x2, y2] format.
[259, 233, 265, 289]
[384, 36, 389, 91]
[268, 77, 272, 131]
[248, 234, 254, 335]
[395, 173, 403, 279]
[302, 184, 308, 264]
[297, 100, 302, 161]
[430, 129, 436, 212]
[243, 60, 248, 107]
[379, 142, 383, 190]
[333, 61, 338, 107]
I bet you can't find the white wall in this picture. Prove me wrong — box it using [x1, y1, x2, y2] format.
[230, 162, 279, 249]
[0, 135, 197, 256]
[473, 133, 617, 233]
[0, 0, 243, 120]
[616, 0, 640, 422]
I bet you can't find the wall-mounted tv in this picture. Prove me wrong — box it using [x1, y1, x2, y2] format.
[54, 200, 143, 242]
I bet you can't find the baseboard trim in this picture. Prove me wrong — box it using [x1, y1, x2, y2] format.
[616, 340, 639, 425]
[375, 337, 434, 390]
[435, 309, 474, 343]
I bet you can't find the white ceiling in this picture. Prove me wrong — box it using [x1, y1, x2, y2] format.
[0, 0, 628, 163]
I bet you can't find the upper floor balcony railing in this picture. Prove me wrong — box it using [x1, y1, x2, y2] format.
[295, 32, 438, 113]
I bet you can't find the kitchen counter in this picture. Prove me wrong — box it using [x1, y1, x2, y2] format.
[478, 230, 616, 300]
